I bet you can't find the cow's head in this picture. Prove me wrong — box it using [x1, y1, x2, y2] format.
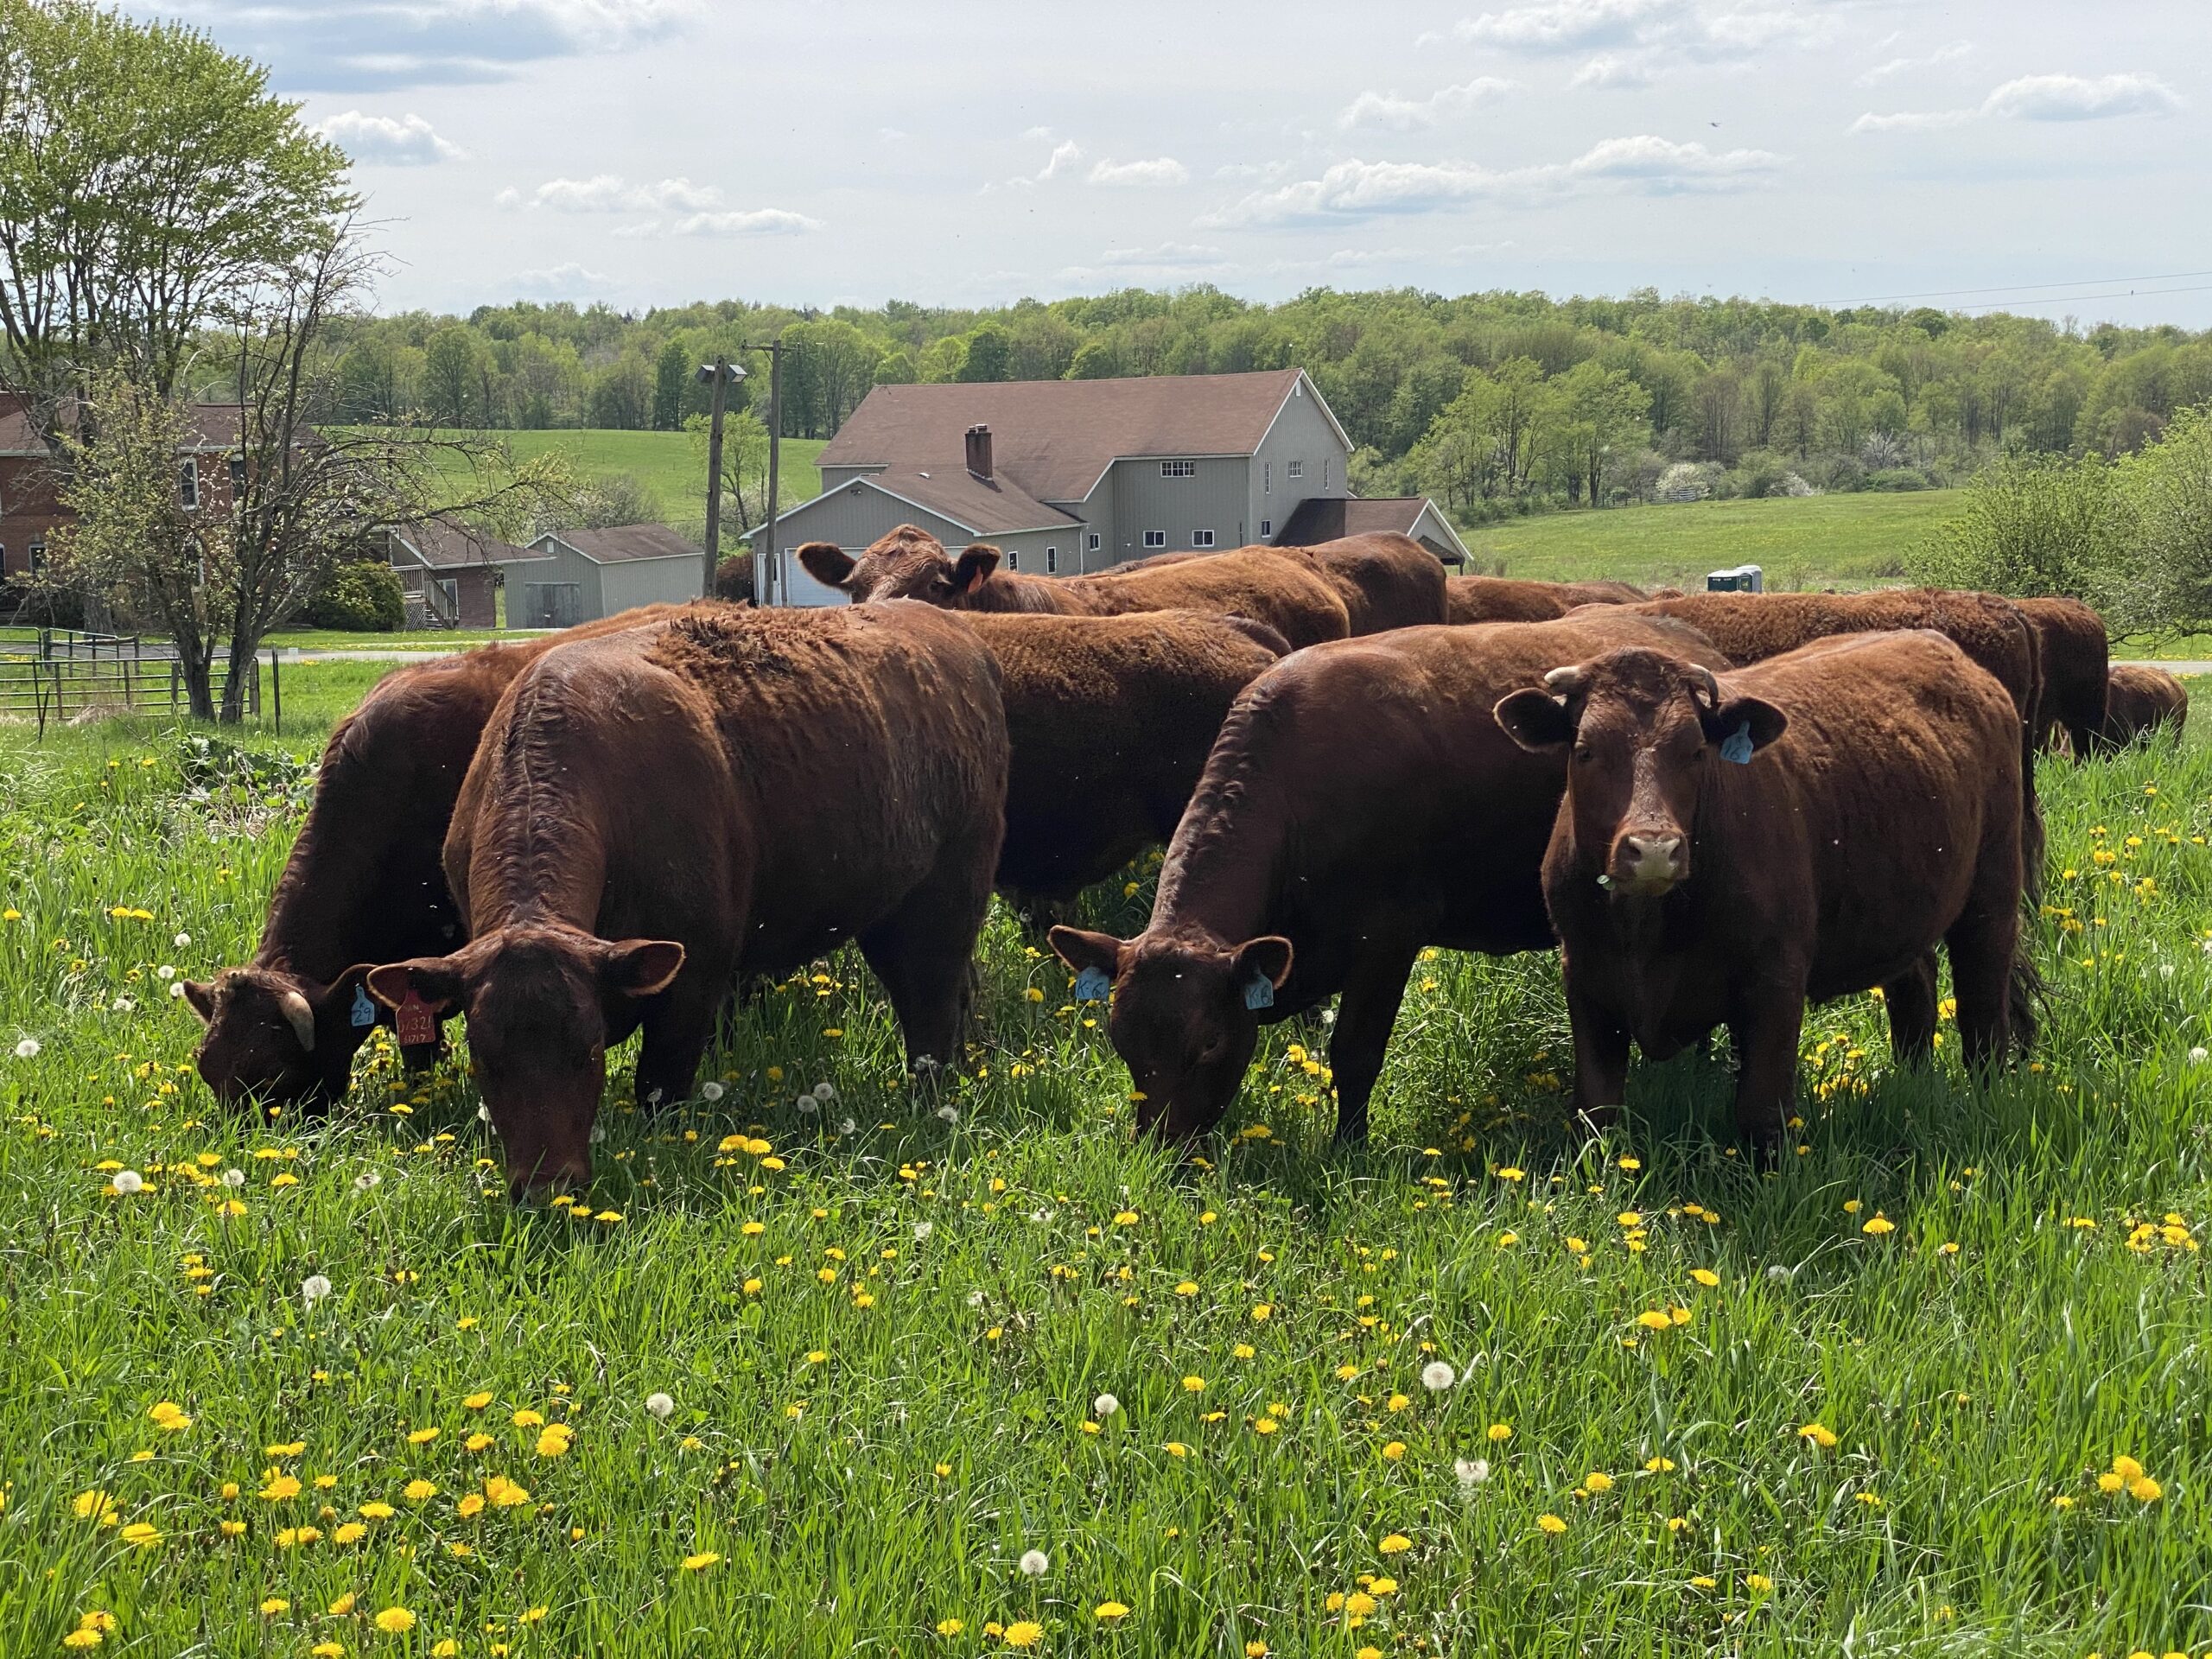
[367, 925, 684, 1200]
[798, 525, 1000, 607]
[1493, 645, 1786, 898]
[184, 963, 381, 1109]
[1049, 925, 1294, 1139]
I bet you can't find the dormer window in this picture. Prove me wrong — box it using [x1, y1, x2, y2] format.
[1160, 460, 1196, 478]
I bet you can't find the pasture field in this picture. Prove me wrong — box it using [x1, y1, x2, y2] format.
[1466, 490, 1960, 591]
[2, 669, 2209, 1656]
[430, 429, 827, 527]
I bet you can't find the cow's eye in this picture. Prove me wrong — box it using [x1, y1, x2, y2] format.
[1573, 746, 1594, 764]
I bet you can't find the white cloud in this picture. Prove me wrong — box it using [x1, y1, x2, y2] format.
[1440, 0, 1823, 85]
[525, 175, 725, 212]
[1568, 54, 1653, 89]
[1201, 134, 1781, 226]
[1857, 40, 1971, 86]
[1087, 156, 1190, 187]
[608, 219, 663, 238]
[311, 110, 462, 165]
[1854, 70, 2182, 135]
[1039, 139, 1085, 180]
[671, 208, 823, 236]
[1450, 0, 1679, 52]
[506, 261, 618, 299]
[1338, 78, 1520, 131]
[1982, 72, 2183, 122]
[493, 186, 522, 209]
[1099, 242, 1229, 267]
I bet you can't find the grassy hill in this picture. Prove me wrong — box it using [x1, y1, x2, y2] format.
[431, 429, 826, 530]
[1464, 489, 1959, 591]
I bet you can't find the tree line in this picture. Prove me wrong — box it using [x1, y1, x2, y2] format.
[325, 287, 2212, 521]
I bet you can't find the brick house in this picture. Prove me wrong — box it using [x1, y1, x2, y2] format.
[383, 516, 549, 628]
[0, 392, 257, 581]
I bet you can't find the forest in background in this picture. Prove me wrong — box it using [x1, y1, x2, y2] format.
[295, 286, 2212, 527]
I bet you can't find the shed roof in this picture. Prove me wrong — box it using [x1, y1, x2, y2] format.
[538, 524, 701, 563]
[817, 369, 1327, 505]
[389, 515, 544, 569]
[1274, 495, 1468, 562]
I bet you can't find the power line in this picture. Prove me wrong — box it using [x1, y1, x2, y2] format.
[1953, 282, 2212, 314]
[1815, 269, 2212, 307]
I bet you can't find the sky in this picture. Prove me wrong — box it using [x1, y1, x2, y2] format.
[154, 0, 2212, 327]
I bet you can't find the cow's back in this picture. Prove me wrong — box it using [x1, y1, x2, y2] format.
[1077, 544, 1351, 647]
[2016, 595, 2111, 751]
[2101, 664, 2190, 749]
[1279, 533, 1447, 633]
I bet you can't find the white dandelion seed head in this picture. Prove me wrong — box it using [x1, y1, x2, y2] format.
[912, 1054, 939, 1073]
[353, 1171, 381, 1192]
[301, 1274, 333, 1305]
[155, 964, 175, 981]
[1029, 1208, 1053, 1224]
[588, 1124, 607, 1144]
[967, 1290, 986, 1308]
[111, 995, 136, 1013]
[1766, 1263, 1794, 1283]
[913, 1222, 933, 1243]
[111, 1168, 143, 1194]
[15, 1037, 40, 1058]
[700, 1081, 725, 1102]
[836, 1117, 855, 1136]
[936, 1104, 958, 1124]
[1093, 1392, 1120, 1418]
[795, 1095, 818, 1115]
[2192, 1046, 2209, 1065]
[645, 1392, 675, 1421]
[1018, 1549, 1049, 1578]
[813, 1081, 836, 1102]
[168, 982, 186, 999]
[2160, 963, 2177, 979]
[1320, 1008, 1338, 1027]
[220, 1167, 245, 1189]
[174, 931, 192, 947]
[1455, 1457, 1491, 1489]
[1421, 1361, 1457, 1392]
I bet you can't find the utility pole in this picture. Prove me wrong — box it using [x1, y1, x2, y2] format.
[695, 357, 747, 601]
[753, 340, 787, 607]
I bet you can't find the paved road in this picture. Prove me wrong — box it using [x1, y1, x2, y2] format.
[275, 647, 464, 664]
[2116, 660, 2212, 676]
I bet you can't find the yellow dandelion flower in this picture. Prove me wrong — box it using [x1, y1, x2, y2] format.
[1537, 1513, 1567, 1535]
[372, 1607, 416, 1633]
[682, 1551, 721, 1571]
[1005, 1621, 1045, 1649]
[1378, 1533, 1412, 1554]
[1797, 1423, 1839, 1449]
[1095, 1602, 1130, 1622]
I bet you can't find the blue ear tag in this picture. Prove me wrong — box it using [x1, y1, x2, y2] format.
[1719, 718, 1755, 766]
[1243, 974, 1275, 1011]
[350, 983, 376, 1028]
[1073, 966, 1111, 1002]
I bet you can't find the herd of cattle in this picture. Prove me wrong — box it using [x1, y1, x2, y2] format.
[179, 526, 2190, 1199]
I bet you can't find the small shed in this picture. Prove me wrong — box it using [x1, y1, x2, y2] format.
[520, 524, 704, 626]
[385, 517, 547, 628]
[1272, 494, 1470, 568]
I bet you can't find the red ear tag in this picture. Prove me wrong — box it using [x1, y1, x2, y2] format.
[395, 989, 437, 1047]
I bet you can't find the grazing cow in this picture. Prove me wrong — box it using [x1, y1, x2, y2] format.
[799, 524, 1352, 648]
[1626, 588, 2045, 884]
[2015, 596, 2111, 754]
[2099, 664, 2189, 751]
[1492, 630, 2030, 1150]
[1047, 611, 1732, 1143]
[1445, 575, 1642, 626]
[1273, 533, 1447, 633]
[365, 604, 1007, 1198]
[183, 607, 693, 1109]
[957, 610, 1287, 909]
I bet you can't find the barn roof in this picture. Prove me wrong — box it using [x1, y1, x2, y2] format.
[842, 469, 1081, 536]
[816, 369, 1333, 505]
[538, 524, 702, 563]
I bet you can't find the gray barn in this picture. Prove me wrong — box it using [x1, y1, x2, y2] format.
[519, 524, 704, 626]
[754, 369, 1463, 605]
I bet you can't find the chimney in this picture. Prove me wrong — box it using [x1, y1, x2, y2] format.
[965, 423, 994, 481]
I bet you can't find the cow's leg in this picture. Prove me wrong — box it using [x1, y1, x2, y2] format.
[633, 961, 727, 1114]
[1882, 952, 1939, 1067]
[1565, 970, 1631, 1134]
[1946, 863, 2022, 1073]
[1727, 978, 1805, 1154]
[859, 849, 996, 1071]
[1327, 944, 1418, 1145]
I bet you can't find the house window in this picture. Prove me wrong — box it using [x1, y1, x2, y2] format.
[29, 540, 46, 573]
[1192, 530, 1215, 549]
[1046, 546, 1058, 574]
[1086, 532, 1101, 552]
[1143, 530, 1166, 549]
[1260, 519, 1272, 539]
[1287, 460, 1304, 480]
[1263, 461, 1271, 494]
[434, 577, 460, 619]
[1160, 460, 1196, 479]
[179, 457, 200, 511]
[1005, 550, 1019, 572]
[1325, 458, 1332, 490]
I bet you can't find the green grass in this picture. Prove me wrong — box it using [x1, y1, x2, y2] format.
[1, 672, 2209, 1655]
[1467, 490, 1961, 590]
[470, 429, 826, 527]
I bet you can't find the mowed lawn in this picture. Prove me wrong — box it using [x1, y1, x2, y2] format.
[454, 429, 827, 526]
[1465, 489, 1961, 590]
[1, 665, 2209, 1655]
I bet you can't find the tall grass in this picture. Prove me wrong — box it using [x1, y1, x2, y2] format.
[0, 685, 2205, 1656]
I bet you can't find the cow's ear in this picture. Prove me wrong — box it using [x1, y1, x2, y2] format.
[1494, 688, 1575, 752]
[366, 957, 467, 1014]
[181, 979, 217, 1024]
[600, 938, 686, 999]
[1047, 925, 1124, 980]
[953, 543, 1001, 594]
[798, 543, 857, 588]
[1230, 935, 1294, 993]
[1703, 695, 1788, 758]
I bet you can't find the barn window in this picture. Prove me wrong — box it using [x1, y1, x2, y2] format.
[1287, 460, 1303, 480]
[1263, 461, 1271, 494]
[1143, 530, 1166, 549]
[178, 458, 200, 511]
[1260, 519, 1271, 538]
[1046, 546, 1058, 574]
[1192, 530, 1215, 548]
[1005, 550, 1019, 572]
[1325, 458, 1332, 490]
[1086, 532, 1101, 551]
[1160, 460, 1196, 479]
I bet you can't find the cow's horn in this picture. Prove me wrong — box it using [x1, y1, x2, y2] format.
[1542, 664, 1587, 695]
[1688, 665, 1722, 711]
[278, 988, 316, 1053]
